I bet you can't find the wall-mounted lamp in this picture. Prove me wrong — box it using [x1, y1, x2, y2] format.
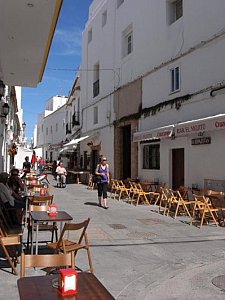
[0, 80, 5, 98]
[171, 132, 176, 140]
[1, 102, 10, 118]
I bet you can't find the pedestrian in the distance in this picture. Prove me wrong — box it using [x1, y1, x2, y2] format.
[38, 156, 45, 174]
[31, 150, 37, 170]
[95, 155, 110, 209]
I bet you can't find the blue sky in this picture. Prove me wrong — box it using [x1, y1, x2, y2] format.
[22, 0, 92, 141]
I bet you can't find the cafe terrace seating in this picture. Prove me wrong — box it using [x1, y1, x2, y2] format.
[20, 252, 75, 277]
[48, 218, 93, 273]
[26, 204, 58, 251]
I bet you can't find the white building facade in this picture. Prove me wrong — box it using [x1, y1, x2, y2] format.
[35, 96, 68, 162]
[80, 0, 225, 189]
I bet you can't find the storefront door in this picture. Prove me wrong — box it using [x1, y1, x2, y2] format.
[122, 125, 131, 179]
[172, 148, 184, 189]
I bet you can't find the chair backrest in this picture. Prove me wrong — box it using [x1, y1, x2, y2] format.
[20, 252, 75, 277]
[31, 195, 53, 206]
[29, 204, 49, 213]
[56, 218, 91, 251]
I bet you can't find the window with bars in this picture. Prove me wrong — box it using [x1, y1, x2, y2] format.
[170, 66, 180, 93]
[122, 25, 133, 58]
[93, 106, 98, 124]
[143, 144, 160, 170]
[167, 0, 183, 25]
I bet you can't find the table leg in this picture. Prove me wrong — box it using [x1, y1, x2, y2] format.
[31, 220, 34, 254]
[25, 198, 28, 224]
[35, 222, 39, 255]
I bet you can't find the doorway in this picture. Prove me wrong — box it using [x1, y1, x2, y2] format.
[91, 150, 99, 174]
[122, 125, 131, 179]
[172, 148, 184, 189]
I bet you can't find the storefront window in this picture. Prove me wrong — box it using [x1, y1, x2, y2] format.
[143, 144, 160, 170]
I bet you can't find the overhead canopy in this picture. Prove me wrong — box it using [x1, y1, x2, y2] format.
[175, 113, 225, 137]
[133, 125, 174, 142]
[134, 113, 225, 142]
[0, 0, 62, 87]
[63, 136, 89, 147]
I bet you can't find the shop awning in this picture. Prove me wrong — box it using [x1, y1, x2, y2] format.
[175, 113, 225, 137]
[133, 125, 174, 142]
[63, 136, 89, 147]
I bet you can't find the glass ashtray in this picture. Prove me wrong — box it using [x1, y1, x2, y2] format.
[52, 278, 59, 288]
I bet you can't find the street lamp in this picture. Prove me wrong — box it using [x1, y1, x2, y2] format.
[0, 102, 10, 118]
[21, 121, 26, 146]
[22, 122, 26, 130]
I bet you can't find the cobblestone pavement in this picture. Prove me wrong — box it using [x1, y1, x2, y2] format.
[1, 176, 225, 299]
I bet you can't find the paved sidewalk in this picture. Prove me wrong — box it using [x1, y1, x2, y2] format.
[1, 176, 225, 299]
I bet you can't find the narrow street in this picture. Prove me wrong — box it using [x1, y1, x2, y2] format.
[1, 176, 225, 299]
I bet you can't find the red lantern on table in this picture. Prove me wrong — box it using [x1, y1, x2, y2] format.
[40, 188, 46, 196]
[58, 268, 78, 296]
[48, 204, 57, 216]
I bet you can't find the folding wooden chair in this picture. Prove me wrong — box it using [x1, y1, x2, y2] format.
[158, 188, 171, 213]
[116, 180, 131, 201]
[27, 204, 58, 250]
[20, 252, 75, 277]
[31, 195, 53, 206]
[109, 179, 117, 198]
[0, 223, 21, 275]
[167, 190, 195, 219]
[87, 174, 95, 190]
[191, 195, 218, 228]
[48, 218, 93, 273]
[131, 183, 151, 206]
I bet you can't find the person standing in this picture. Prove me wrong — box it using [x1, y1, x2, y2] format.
[95, 155, 110, 209]
[31, 150, 37, 170]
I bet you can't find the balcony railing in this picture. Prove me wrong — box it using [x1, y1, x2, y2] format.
[93, 79, 99, 98]
[72, 112, 80, 127]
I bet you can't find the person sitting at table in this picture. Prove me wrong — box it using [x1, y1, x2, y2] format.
[56, 162, 67, 188]
[8, 168, 25, 194]
[0, 172, 26, 224]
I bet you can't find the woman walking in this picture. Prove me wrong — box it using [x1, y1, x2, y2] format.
[95, 155, 110, 209]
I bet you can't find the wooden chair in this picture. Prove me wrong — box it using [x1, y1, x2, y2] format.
[26, 204, 58, 250]
[109, 179, 117, 198]
[191, 195, 218, 228]
[20, 252, 75, 277]
[167, 190, 195, 219]
[0, 223, 21, 275]
[116, 180, 131, 201]
[48, 218, 93, 273]
[131, 183, 151, 206]
[158, 188, 171, 213]
[31, 195, 53, 206]
[87, 174, 95, 190]
[27, 184, 45, 193]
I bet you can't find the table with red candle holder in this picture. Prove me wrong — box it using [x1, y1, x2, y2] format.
[31, 211, 73, 254]
[17, 273, 115, 300]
